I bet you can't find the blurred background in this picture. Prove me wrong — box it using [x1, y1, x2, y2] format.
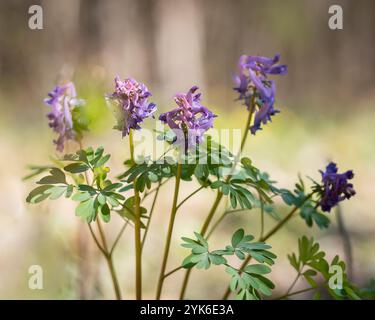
[0, 0, 374, 299]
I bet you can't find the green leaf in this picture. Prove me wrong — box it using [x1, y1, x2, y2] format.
[97, 193, 107, 205]
[77, 184, 97, 194]
[102, 183, 123, 192]
[45, 186, 67, 200]
[37, 168, 66, 185]
[65, 184, 74, 198]
[75, 198, 96, 221]
[231, 229, 245, 247]
[64, 163, 90, 173]
[100, 203, 111, 222]
[244, 264, 271, 275]
[26, 185, 53, 203]
[209, 254, 227, 265]
[95, 154, 111, 168]
[72, 192, 92, 202]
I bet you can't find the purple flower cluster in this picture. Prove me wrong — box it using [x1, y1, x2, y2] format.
[159, 86, 216, 151]
[234, 54, 287, 134]
[44, 82, 83, 152]
[319, 162, 356, 212]
[107, 76, 156, 137]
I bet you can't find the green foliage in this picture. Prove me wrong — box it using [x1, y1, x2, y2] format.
[118, 159, 175, 192]
[226, 264, 275, 300]
[211, 179, 256, 209]
[181, 232, 227, 269]
[288, 236, 363, 299]
[279, 176, 330, 229]
[63, 146, 111, 171]
[72, 182, 124, 223]
[26, 168, 73, 203]
[26, 146, 127, 223]
[181, 228, 276, 300]
[224, 229, 276, 264]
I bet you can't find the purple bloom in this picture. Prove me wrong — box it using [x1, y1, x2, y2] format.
[159, 86, 216, 152]
[44, 82, 83, 152]
[319, 162, 356, 212]
[106, 76, 156, 137]
[234, 54, 287, 134]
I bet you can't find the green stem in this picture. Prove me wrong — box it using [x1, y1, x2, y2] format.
[222, 193, 313, 300]
[156, 162, 183, 299]
[129, 129, 142, 300]
[285, 270, 302, 296]
[164, 265, 184, 278]
[207, 208, 250, 239]
[274, 287, 316, 300]
[258, 189, 265, 239]
[239, 97, 256, 153]
[206, 211, 227, 239]
[96, 219, 122, 300]
[110, 221, 129, 256]
[141, 181, 161, 250]
[176, 185, 205, 211]
[142, 178, 170, 202]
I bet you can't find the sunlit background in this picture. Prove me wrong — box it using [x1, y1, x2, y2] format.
[0, 0, 374, 299]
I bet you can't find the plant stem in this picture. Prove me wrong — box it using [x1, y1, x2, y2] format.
[336, 204, 353, 278]
[88, 223, 106, 256]
[258, 190, 265, 239]
[176, 185, 205, 211]
[96, 219, 122, 300]
[156, 162, 183, 299]
[207, 212, 227, 239]
[239, 98, 256, 153]
[221, 193, 313, 300]
[273, 287, 316, 300]
[110, 221, 129, 256]
[285, 271, 301, 296]
[164, 265, 184, 278]
[141, 181, 161, 250]
[142, 178, 170, 202]
[129, 129, 142, 300]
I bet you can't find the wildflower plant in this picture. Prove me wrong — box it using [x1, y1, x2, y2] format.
[25, 54, 367, 300]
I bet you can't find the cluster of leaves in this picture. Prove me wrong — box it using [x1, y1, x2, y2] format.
[208, 157, 279, 213]
[181, 228, 276, 300]
[288, 236, 363, 299]
[118, 135, 236, 191]
[72, 183, 124, 223]
[26, 147, 138, 223]
[278, 177, 330, 229]
[118, 158, 175, 192]
[26, 168, 74, 204]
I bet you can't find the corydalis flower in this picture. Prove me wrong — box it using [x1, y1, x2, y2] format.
[159, 86, 216, 151]
[234, 54, 287, 134]
[106, 76, 156, 137]
[319, 162, 356, 212]
[44, 82, 83, 152]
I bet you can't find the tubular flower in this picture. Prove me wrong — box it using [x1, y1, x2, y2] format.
[319, 162, 356, 212]
[44, 82, 83, 152]
[106, 76, 156, 137]
[234, 54, 287, 134]
[159, 86, 216, 152]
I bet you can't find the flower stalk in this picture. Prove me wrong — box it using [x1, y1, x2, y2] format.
[156, 162, 183, 299]
[129, 129, 143, 300]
